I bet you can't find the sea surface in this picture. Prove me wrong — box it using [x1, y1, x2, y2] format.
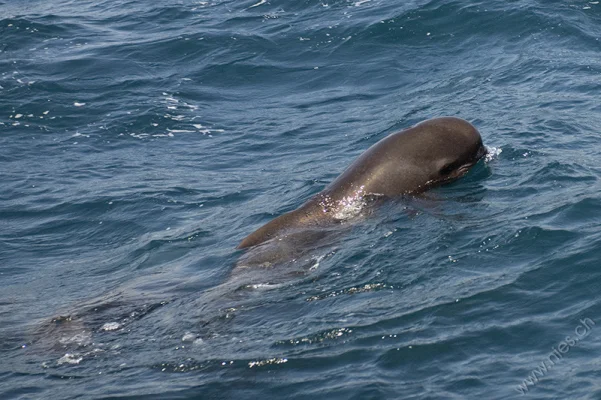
[2, 0, 601, 398]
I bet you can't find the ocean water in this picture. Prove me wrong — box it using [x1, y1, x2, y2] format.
[2, 0, 601, 398]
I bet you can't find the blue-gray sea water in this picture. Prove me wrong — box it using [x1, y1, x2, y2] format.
[2, 0, 601, 398]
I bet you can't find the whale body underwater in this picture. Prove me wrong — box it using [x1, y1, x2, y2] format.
[237, 117, 487, 261]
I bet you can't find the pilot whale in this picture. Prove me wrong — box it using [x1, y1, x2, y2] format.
[238, 117, 486, 251]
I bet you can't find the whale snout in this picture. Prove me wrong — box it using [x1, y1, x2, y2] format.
[475, 144, 487, 160]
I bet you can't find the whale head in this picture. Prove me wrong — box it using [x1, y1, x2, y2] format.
[414, 117, 487, 187]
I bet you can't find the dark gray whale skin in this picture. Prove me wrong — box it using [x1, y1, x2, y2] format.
[238, 117, 486, 250]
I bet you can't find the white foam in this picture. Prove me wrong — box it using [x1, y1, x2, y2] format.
[58, 332, 92, 346]
[248, 358, 288, 368]
[248, 283, 283, 290]
[129, 133, 149, 139]
[57, 353, 83, 365]
[333, 191, 367, 220]
[249, 0, 266, 8]
[167, 129, 195, 133]
[101, 322, 121, 331]
[166, 114, 186, 121]
[310, 254, 326, 271]
[484, 146, 502, 162]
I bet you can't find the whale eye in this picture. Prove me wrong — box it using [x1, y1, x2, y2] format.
[439, 163, 454, 176]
